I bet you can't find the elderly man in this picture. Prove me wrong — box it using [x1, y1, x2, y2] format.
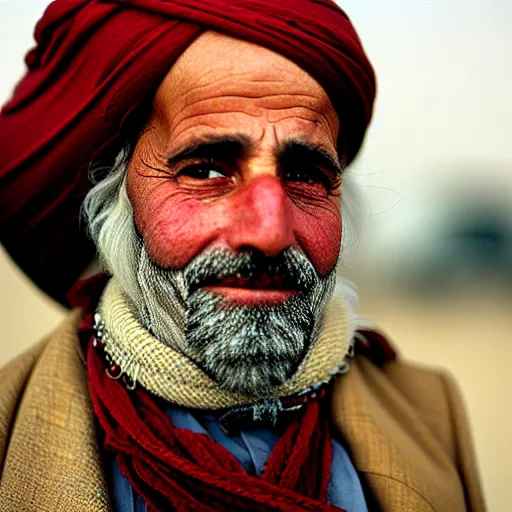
[0, 1, 485, 511]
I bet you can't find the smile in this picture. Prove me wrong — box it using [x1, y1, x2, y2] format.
[203, 286, 299, 306]
[198, 272, 301, 305]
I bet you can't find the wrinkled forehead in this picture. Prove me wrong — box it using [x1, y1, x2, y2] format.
[150, 31, 340, 145]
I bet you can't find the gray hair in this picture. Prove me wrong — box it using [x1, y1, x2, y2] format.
[82, 146, 144, 308]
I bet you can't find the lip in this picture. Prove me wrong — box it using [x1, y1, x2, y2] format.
[190, 271, 297, 295]
[203, 286, 299, 306]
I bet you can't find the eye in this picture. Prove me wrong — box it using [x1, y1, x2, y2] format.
[284, 168, 329, 189]
[284, 169, 316, 184]
[180, 164, 228, 180]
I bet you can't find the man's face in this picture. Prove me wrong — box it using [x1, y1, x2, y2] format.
[121, 32, 343, 394]
[127, 31, 342, 292]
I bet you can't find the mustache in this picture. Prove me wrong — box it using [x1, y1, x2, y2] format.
[184, 247, 318, 296]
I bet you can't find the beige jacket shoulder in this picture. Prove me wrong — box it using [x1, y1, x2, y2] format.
[0, 310, 486, 511]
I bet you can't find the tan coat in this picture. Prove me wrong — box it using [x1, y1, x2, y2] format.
[0, 310, 486, 511]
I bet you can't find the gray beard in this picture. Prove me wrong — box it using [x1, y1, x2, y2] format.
[186, 289, 313, 395]
[132, 246, 337, 397]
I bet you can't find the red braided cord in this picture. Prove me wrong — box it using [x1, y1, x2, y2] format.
[87, 336, 344, 511]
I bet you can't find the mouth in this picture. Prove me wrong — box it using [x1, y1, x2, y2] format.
[194, 272, 301, 305]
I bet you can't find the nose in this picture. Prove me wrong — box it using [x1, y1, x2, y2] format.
[226, 175, 295, 257]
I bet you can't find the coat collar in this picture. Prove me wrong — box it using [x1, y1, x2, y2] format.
[330, 356, 468, 511]
[0, 310, 468, 511]
[0, 310, 110, 511]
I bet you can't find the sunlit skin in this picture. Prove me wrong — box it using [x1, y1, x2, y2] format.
[126, 31, 343, 305]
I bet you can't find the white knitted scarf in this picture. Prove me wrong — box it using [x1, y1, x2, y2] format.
[97, 278, 359, 409]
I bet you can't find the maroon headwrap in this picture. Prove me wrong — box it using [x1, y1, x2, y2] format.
[0, 0, 376, 304]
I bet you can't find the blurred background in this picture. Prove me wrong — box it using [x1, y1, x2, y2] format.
[1, 0, 510, 509]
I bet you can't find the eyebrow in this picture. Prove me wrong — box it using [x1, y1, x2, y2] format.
[278, 140, 344, 178]
[165, 134, 251, 167]
[164, 134, 343, 178]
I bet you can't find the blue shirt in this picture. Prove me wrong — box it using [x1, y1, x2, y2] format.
[105, 403, 368, 511]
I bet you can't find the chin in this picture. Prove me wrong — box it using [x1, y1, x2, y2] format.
[208, 360, 296, 397]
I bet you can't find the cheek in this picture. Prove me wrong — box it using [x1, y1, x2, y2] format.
[292, 202, 342, 277]
[131, 183, 225, 268]
[128, 172, 342, 274]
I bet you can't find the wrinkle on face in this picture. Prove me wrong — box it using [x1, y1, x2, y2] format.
[154, 32, 339, 154]
[126, 31, 343, 276]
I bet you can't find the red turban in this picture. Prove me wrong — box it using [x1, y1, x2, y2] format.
[0, 0, 376, 304]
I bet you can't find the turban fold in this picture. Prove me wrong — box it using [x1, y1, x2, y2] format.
[0, 0, 376, 304]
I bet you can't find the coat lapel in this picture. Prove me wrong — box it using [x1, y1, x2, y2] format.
[0, 310, 110, 511]
[1, 308, 472, 512]
[330, 356, 468, 512]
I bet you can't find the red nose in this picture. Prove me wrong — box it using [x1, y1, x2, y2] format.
[226, 175, 295, 257]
